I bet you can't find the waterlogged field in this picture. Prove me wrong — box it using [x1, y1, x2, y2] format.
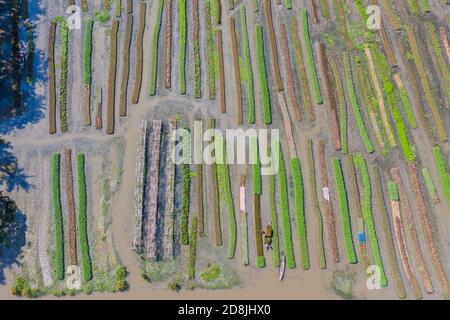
[0, 0, 449, 300]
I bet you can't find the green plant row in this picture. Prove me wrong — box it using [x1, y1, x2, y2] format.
[319, 0, 330, 18]
[307, 140, 326, 269]
[352, 56, 383, 150]
[181, 128, 191, 245]
[188, 216, 198, 279]
[11, 277, 40, 298]
[268, 174, 280, 267]
[426, 22, 450, 108]
[193, 0, 201, 98]
[59, 22, 69, 133]
[354, 0, 369, 21]
[387, 181, 399, 201]
[353, 154, 387, 287]
[432, 145, 450, 210]
[215, 135, 237, 258]
[397, 84, 417, 129]
[369, 46, 415, 161]
[240, 6, 255, 124]
[332, 157, 357, 264]
[213, 28, 219, 83]
[363, 48, 396, 145]
[251, 137, 261, 195]
[218, 161, 237, 259]
[391, 106, 415, 161]
[421, 167, 439, 204]
[181, 162, 190, 245]
[329, 57, 348, 154]
[284, 0, 292, 10]
[211, 0, 221, 24]
[343, 52, 374, 153]
[406, 26, 447, 142]
[406, 0, 420, 15]
[386, 80, 415, 161]
[114, 266, 128, 291]
[290, 16, 315, 120]
[255, 24, 272, 124]
[149, 0, 163, 96]
[371, 165, 407, 299]
[48, 22, 57, 134]
[278, 145, 296, 268]
[207, 120, 222, 246]
[51, 153, 64, 280]
[116, 0, 122, 17]
[131, 2, 146, 104]
[382, 0, 401, 30]
[196, 164, 204, 235]
[300, 9, 323, 105]
[256, 255, 265, 268]
[250, 138, 264, 267]
[179, 0, 187, 94]
[200, 263, 220, 282]
[332, 0, 351, 44]
[252, 0, 258, 12]
[83, 18, 93, 85]
[119, 14, 133, 117]
[94, 10, 111, 23]
[204, 1, 215, 100]
[290, 158, 310, 270]
[420, 0, 430, 12]
[77, 153, 92, 281]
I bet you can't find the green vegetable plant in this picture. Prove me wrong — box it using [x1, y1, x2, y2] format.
[188, 216, 198, 279]
[51, 153, 64, 280]
[332, 157, 357, 264]
[343, 52, 374, 153]
[59, 22, 69, 132]
[278, 145, 296, 268]
[421, 168, 439, 204]
[301, 9, 323, 105]
[215, 134, 237, 258]
[432, 145, 450, 210]
[149, 0, 164, 96]
[83, 18, 93, 85]
[387, 181, 399, 201]
[240, 6, 255, 124]
[179, 0, 187, 94]
[353, 154, 387, 287]
[255, 24, 272, 124]
[290, 158, 309, 270]
[77, 153, 92, 281]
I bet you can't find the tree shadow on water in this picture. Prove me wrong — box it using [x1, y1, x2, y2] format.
[0, 138, 32, 192]
[0, 0, 44, 286]
[0, 0, 47, 135]
[0, 138, 31, 285]
[0, 206, 27, 285]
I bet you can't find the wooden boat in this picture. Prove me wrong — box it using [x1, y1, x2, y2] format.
[279, 253, 286, 281]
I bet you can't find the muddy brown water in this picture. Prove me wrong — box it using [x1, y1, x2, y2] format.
[2, 0, 450, 300]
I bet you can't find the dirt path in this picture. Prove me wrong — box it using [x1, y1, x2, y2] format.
[37, 152, 53, 287]
[109, 111, 143, 289]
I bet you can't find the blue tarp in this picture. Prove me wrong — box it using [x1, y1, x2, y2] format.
[358, 232, 366, 244]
